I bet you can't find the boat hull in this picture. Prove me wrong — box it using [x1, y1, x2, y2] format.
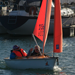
[0, 16, 75, 35]
[4, 57, 57, 70]
[0, 22, 7, 34]
[0, 16, 54, 35]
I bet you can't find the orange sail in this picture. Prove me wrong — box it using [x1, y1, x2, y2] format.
[33, 0, 52, 53]
[53, 0, 63, 53]
[33, 0, 47, 41]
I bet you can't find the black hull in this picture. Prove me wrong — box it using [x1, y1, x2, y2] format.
[0, 16, 37, 30]
[0, 16, 75, 31]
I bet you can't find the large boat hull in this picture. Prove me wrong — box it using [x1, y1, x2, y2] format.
[0, 22, 7, 34]
[4, 57, 58, 70]
[0, 16, 75, 35]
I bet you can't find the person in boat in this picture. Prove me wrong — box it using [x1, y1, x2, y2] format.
[27, 45, 42, 56]
[10, 45, 27, 59]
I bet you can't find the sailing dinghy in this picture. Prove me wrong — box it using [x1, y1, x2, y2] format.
[4, 0, 63, 70]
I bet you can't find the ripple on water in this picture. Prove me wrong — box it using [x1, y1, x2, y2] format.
[0, 70, 5, 74]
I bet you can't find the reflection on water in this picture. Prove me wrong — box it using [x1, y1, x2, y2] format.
[0, 68, 67, 75]
[36, 72, 67, 75]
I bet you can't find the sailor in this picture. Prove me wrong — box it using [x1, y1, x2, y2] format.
[27, 45, 42, 56]
[10, 45, 27, 59]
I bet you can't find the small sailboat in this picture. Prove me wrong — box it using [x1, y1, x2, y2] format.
[4, 0, 63, 70]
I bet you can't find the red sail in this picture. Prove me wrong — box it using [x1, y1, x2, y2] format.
[53, 0, 63, 53]
[43, 0, 52, 53]
[33, 0, 47, 41]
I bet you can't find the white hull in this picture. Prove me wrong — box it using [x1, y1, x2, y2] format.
[4, 57, 58, 70]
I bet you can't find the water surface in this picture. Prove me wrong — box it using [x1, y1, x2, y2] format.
[0, 34, 75, 75]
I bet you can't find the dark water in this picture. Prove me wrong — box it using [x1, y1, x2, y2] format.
[0, 34, 75, 75]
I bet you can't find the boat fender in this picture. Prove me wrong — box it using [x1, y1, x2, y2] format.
[29, 6, 36, 15]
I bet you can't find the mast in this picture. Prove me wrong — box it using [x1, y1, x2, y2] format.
[42, 0, 48, 54]
[43, 0, 52, 53]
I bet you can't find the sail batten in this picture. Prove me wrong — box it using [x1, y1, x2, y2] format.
[53, 0, 63, 53]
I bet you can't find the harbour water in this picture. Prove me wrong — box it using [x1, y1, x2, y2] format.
[0, 34, 75, 75]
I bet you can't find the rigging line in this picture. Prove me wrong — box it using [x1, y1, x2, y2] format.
[32, 34, 42, 55]
[32, 33, 38, 45]
[45, 51, 53, 54]
[62, 16, 72, 25]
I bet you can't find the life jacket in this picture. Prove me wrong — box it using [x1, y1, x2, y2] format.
[13, 48, 27, 57]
